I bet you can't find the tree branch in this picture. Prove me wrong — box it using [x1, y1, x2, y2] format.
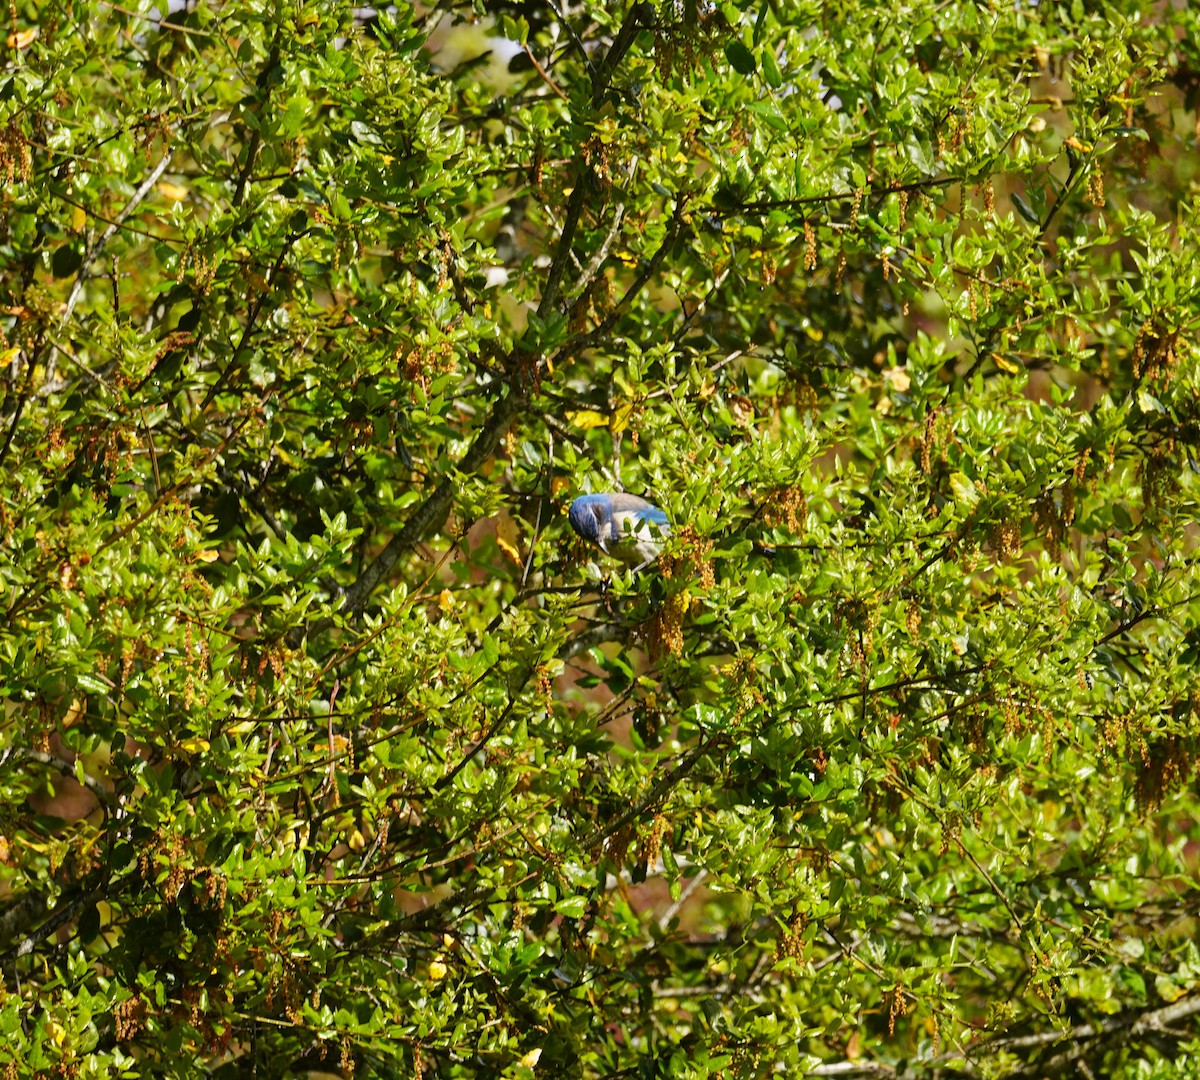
[1, 745, 118, 811]
[1001, 994, 1200, 1078]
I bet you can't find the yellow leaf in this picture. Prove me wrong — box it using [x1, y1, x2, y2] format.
[883, 367, 911, 392]
[1157, 979, 1186, 1003]
[70, 205, 87, 233]
[437, 589, 456, 612]
[177, 738, 209, 755]
[520, 1048, 543, 1068]
[194, 548, 221, 563]
[80, 746, 113, 783]
[1065, 136, 1093, 154]
[0, 346, 20, 366]
[158, 181, 189, 202]
[347, 828, 365, 852]
[227, 720, 256, 736]
[609, 402, 634, 433]
[495, 512, 522, 564]
[566, 409, 608, 431]
[428, 958, 448, 981]
[992, 353, 1022, 374]
[6, 28, 38, 49]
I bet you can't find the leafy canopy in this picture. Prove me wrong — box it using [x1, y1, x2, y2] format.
[2, 0, 1200, 1076]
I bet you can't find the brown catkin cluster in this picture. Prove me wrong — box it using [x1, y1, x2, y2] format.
[938, 811, 962, 858]
[652, 2, 725, 77]
[0, 122, 31, 185]
[140, 831, 190, 902]
[989, 517, 1022, 561]
[888, 984, 908, 1036]
[646, 589, 689, 660]
[398, 339, 456, 391]
[722, 657, 764, 723]
[905, 596, 922, 638]
[1031, 491, 1066, 557]
[114, 996, 147, 1042]
[776, 912, 807, 961]
[920, 408, 941, 475]
[804, 220, 817, 271]
[1139, 445, 1177, 519]
[1073, 447, 1092, 486]
[761, 485, 808, 533]
[836, 599, 877, 669]
[1134, 733, 1198, 809]
[1001, 695, 1023, 735]
[640, 813, 669, 869]
[1131, 323, 1180, 385]
[849, 188, 863, 229]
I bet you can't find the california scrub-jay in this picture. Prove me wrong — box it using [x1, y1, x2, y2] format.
[568, 493, 670, 570]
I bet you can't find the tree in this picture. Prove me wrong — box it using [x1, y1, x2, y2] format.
[2, 0, 1200, 1075]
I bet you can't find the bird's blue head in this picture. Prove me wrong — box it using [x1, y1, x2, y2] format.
[568, 494, 607, 546]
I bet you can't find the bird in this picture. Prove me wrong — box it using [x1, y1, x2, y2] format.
[568, 493, 671, 571]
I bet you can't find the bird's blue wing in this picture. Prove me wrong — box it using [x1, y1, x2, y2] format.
[609, 500, 670, 567]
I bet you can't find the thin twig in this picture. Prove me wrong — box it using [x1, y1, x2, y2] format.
[659, 868, 707, 930]
[44, 153, 173, 390]
[522, 43, 569, 101]
[60, 155, 173, 329]
[569, 157, 638, 301]
[548, 0, 595, 78]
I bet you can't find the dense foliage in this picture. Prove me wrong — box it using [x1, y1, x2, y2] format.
[2, 0, 1200, 1075]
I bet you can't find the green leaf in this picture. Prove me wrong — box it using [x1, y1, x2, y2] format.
[1010, 192, 1041, 224]
[554, 895, 588, 919]
[51, 244, 83, 278]
[724, 40, 756, 75]
[761, 47, 782, 88]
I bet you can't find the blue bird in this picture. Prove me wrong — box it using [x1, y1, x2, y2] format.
[568, 493, 671, 571]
